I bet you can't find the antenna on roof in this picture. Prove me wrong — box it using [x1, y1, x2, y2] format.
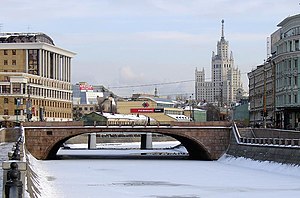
[266, 37, 271, 58]
[27, 25, 31, 33]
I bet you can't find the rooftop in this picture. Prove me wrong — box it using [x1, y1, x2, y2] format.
[0, 32, 54, 45]
[277, 14, 300, 27]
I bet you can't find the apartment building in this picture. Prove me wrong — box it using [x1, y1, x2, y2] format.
[195, 20, 243, 105]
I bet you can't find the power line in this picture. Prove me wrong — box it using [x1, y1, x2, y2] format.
[109, 79, 195, 89]
[108, 72, 249, 90]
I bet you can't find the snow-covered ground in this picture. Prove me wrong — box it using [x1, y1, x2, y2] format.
[25, 142, 300, 198]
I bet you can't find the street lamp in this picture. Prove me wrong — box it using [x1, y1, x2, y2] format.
[26, 85, 32, 122]
[263, 63, 267, 128]
[39, 97, 46, 121]
[189, 94, 194, 122]
[16, 98, 21, 123]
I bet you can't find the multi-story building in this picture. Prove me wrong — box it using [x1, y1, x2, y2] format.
[0, 32, 75, 124]
[248, 61, 274, 127]
[195, 20, 243, 105]
[117, 97, 189, 125]
[270, 14, 300, 129]
[73, 82, 104, 105]
[72, 82, 116, 119]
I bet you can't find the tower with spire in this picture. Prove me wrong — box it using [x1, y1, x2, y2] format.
[195, 20, 243, 105]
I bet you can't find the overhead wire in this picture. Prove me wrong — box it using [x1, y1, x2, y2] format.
[108, 72, 248, 90]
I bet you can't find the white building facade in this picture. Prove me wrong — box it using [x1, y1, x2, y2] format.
[195, 20, 243, 106]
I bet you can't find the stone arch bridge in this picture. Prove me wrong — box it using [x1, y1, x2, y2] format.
[23, 122, 231, 160]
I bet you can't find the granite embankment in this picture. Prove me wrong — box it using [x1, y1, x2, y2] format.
[227, 126, 300, 165]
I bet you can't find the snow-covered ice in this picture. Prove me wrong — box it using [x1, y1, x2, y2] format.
[25, 142, 300, 198]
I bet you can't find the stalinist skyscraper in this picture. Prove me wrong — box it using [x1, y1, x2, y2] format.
[195, 20, 243, 106]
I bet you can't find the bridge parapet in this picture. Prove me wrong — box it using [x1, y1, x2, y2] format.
[22, 121, 84, 127]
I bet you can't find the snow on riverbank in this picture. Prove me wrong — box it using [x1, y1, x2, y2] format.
[25, 153, 61, 198]
[24, 142, 300, 198]
[218, 154, 300, 178]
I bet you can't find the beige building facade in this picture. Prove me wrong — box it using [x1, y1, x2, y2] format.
[248, 62, 274, 127]
[117, 97, 188, 125]
[0, 33, 75, 124]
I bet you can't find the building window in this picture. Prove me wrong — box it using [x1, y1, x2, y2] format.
[4, 109, 8, 115]
[14, 109, 21, 115]
[4, 60, 8, 65]
[28, 49, 39, 75]
[12, 50, 16, 55]
[13, 84, 21, 93]
[296, 40, 299, 51]
[12, 60, 16, 65]
[295, 95, 298, 103]
[4, 50, 8, 55]
[4, 98, 8, 103]
[3, 85, 10, 93]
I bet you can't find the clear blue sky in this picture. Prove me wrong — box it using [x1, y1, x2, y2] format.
[1, 0, 300, 97]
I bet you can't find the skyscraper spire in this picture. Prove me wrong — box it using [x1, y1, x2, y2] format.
[221, 19, 225, 39]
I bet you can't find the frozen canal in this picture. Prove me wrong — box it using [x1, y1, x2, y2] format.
[27, 143, 300, 198]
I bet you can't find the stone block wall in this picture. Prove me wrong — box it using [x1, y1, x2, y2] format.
[252, 128, 300, 139]
[0, 128, 21, 143]
[227, 129, 300, 165]
[172, 121, 231, 127]
[0, 128, 5, 142]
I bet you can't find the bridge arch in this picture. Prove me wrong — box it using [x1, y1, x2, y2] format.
[165, 133, 212, 160]
[45, 132, 212, 160]
[24, 125, 230, 160]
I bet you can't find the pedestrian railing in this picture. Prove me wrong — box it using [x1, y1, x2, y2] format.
[239, 137, 300, 146]
[232, 123, 300, 148]
[2, 128, 26, 198]
[4, 162, 23, 198]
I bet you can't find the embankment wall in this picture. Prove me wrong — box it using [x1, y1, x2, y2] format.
[226, 129, 300, 165]
[0, 128, 21, 143]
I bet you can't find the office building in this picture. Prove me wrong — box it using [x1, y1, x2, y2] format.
[0, 32, 75, 123]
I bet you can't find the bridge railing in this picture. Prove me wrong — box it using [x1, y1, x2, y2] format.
[233, 122, 300, 148]
[239, 137, 300, 147]
[232, 122, 242, 143]
[2, 127, 27, 198]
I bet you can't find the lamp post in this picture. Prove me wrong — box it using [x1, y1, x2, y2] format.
[263, 64, 267, 128]
[189, 94, 194, 122]
[26, 85, 32, 122]
[16, 98, 21, 123]
[40, 97, 46, 122]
